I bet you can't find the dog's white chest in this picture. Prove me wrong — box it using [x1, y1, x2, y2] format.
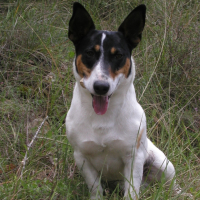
[80, 135, 128, 156]
[79, 134, 130, 180]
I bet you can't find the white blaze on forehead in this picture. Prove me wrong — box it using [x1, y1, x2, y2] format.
[101, 33, 106, 46]
[95, 33, 106, 78]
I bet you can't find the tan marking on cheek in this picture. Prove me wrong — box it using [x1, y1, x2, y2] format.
[137, 128, 144, 149]
[111, 47, 116, 54]
[80, 78, 86, 88]
[76, 55, 91, 78]
[94, 45, 100, 52]
[109, 58, 130, 79]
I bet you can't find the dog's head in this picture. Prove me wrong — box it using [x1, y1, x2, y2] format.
[68, 2, 146, 115]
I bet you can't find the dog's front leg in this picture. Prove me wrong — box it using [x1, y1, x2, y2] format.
[74, 151, 103, 199]
[124, 150, 146, 200]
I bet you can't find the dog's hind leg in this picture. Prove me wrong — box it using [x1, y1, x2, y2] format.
[144, 139, 181, 193]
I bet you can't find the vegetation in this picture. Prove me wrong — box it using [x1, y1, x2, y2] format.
[0, 0, 199, 199]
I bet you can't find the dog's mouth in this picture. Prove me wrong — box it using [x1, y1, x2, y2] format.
[92, 94, 112, 115]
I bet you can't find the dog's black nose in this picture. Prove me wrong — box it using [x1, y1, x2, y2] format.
[93, 81, 110, 95]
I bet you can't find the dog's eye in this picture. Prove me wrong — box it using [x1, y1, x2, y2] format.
[86, 50, 94, 57]
[115, 54, 123, 60]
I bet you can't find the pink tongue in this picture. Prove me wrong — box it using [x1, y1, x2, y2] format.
[92, 95, 109, 115]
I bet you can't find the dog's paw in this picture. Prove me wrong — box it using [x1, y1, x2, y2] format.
[124, 194, 139, 200]
[90, 194, 102, 200]
[90, 191, 103, 200]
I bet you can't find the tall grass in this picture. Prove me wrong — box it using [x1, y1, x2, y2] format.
[0, 0, 199, 199]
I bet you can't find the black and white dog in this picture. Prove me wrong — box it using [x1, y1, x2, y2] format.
[66, 2, 179, 199]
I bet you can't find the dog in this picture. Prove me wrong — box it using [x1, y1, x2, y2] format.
[66, 2, 179, 199]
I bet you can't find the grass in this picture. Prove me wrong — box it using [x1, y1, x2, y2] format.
[0, 0, 199, 199]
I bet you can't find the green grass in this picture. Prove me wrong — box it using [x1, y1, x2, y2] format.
[0, 0, 199, 199]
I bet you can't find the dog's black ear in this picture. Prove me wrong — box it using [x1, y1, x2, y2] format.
[118, 4, 146, 50]
[68, 2, 95, 44]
